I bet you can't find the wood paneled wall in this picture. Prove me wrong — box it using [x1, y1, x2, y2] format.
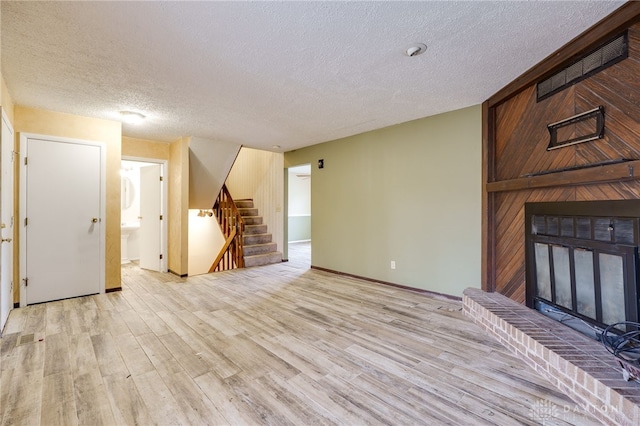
[226, 148, 284, 254]
[484, 4, 640, 302]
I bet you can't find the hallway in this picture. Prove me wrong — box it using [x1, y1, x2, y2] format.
[286, 241, 310, 269]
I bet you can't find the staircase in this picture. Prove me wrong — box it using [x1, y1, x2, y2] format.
[235, 199, 283, 267]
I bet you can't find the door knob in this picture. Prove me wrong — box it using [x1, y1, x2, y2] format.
[1, 238, 12, 243]
[91, 217, 99, 223]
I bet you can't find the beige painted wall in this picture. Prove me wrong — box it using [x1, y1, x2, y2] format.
[13, 106, 122, 293]
[168, 137, 189, 275]
[122, 135, 170, 160]
[285, 105, 482, 297]
[187, 209, 225, 276]
[226, 148, 284, 254]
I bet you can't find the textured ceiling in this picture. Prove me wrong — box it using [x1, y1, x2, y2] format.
[1, 1, 625, 151]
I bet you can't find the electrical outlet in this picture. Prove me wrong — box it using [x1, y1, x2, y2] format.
[390, 261, 396, 270]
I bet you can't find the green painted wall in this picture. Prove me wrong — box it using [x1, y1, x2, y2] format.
[285, 105, 481, 297]
[288, 215, 311, 242]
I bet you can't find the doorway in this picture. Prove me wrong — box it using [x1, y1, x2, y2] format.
[1, 109, 15, 332]
[287, 164, 311, 267]
[120, 158, 167, 272]
[20, 134, 105, 305]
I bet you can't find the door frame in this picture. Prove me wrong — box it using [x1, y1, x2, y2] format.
[19, 133, 106, 307]
[284, 163, 312, 261]
[122, 156, 168, 273]
[1, 108, 15, 333]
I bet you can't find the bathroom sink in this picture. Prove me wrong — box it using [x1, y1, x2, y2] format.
[121, 223, 140, 264]
[121, 223, 140, 235]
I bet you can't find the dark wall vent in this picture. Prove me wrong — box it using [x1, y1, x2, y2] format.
[537, 32, 628, 102]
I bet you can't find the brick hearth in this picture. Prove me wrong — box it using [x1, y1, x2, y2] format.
[463, 288, 640, 426]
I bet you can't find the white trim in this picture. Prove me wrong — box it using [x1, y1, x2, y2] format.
[121, 156, 169, 273]
[0, 108, 15, 334]
[19, 133, 107, 306]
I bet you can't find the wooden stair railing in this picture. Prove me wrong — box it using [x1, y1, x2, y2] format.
[209, 184, 244, 272]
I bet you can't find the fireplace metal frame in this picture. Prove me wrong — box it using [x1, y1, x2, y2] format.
[525, 200, 640, 333]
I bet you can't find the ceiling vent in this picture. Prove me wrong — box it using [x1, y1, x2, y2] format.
[537, 31, 628, 102]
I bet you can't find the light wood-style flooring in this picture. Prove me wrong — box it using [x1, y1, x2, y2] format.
[1, 242, 600, 425]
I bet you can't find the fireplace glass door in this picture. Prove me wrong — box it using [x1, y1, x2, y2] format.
[531, 234, 637, 333]
[526, 202, 640, 337]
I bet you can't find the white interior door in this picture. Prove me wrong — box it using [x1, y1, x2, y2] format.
[1, 110, 15, 332]
[23, 136, 104, 305]
[139, 164, 161, 271]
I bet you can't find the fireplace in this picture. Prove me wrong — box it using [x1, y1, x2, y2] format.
[525, 200, 640, 338]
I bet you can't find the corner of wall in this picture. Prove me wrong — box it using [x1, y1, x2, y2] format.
[1, 75, 16, 124]
[168, 136, 190, 275]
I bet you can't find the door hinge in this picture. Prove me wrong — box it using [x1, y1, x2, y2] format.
[24, 157, 28, 165]
[24, 217, 28, 226]
[159, 215, 163, 220]
[159, 176, 163, 181]
[159, 254, 163, 260]
[23, 278, 28, 287]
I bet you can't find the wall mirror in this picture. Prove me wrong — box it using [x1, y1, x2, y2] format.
[121, 176, 135, 210]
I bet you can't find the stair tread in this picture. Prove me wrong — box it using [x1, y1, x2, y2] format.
[243, 251, 283, 267]
[244, 224, 268, 235]
[243, 242, 277, 255]
[241, 216, 263, 225]
[244, 251, 282, 259]
[238, 208, 258, 212]
[243, 232, 272, 245]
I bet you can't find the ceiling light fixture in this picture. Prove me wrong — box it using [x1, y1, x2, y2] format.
[119, 110, 146, 124]
[272, 145, 281, 150]
[405, 43, 427, 57]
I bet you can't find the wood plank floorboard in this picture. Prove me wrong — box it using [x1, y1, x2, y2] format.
[1, 242, 602, 425]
